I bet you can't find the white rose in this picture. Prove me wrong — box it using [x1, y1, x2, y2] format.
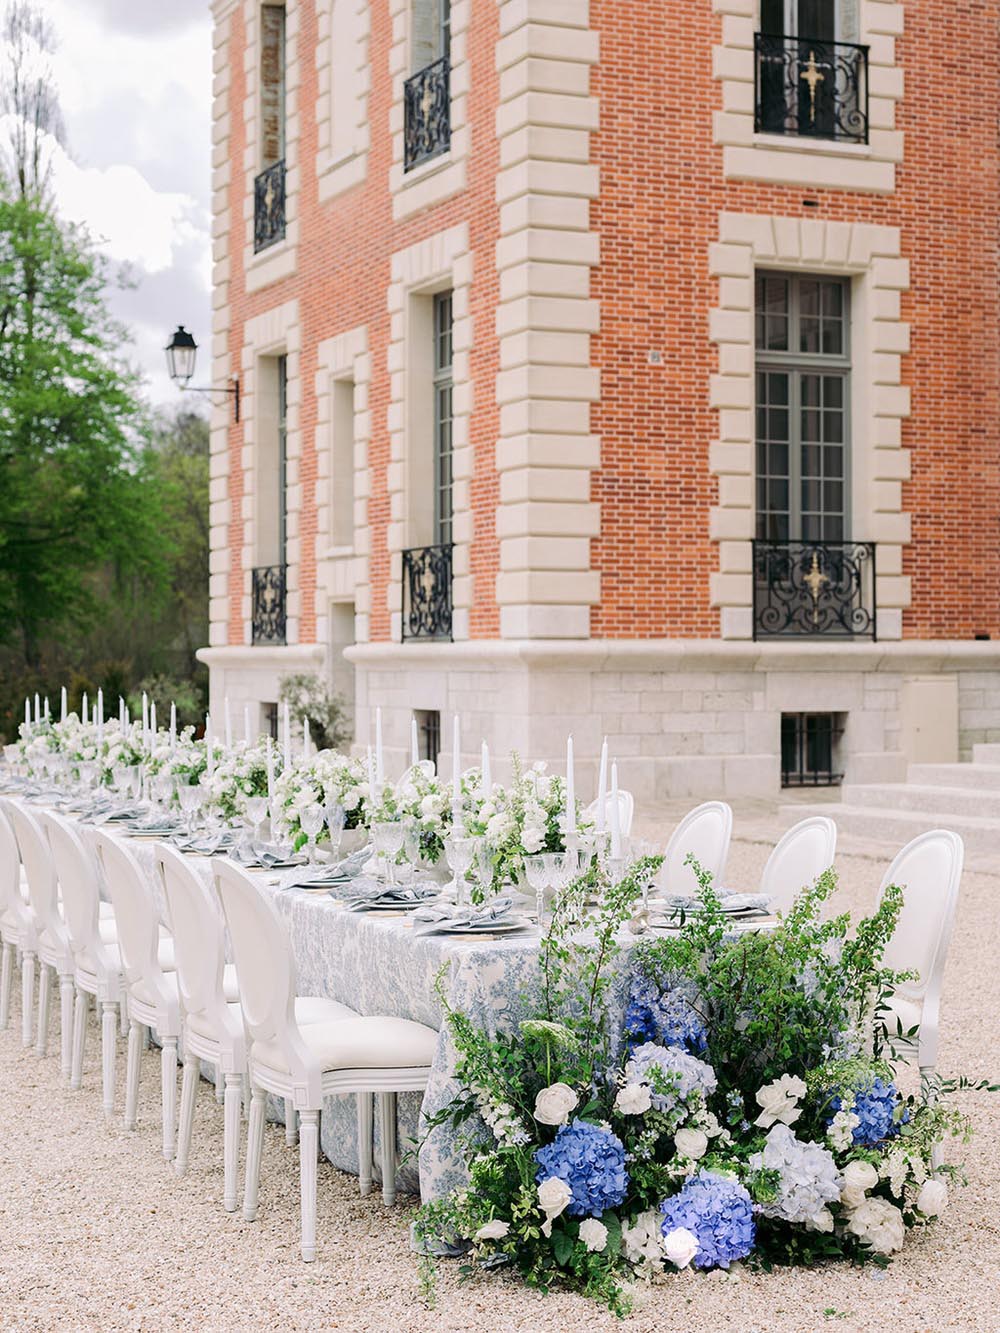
[840, 1158, 879, 1210]
[846, 1197, 906, 1255]
[754, 1074, 807, 1129]
[674, 1128, 709, 1161]
[661, 1226, 700, 1270]
[578, 1218, 608, 1253]
[475, 1219, 510, 1242]
[916, 1179, 948, 1217]
[534, 1082, 578, 1127]
[615, 1082, 653, 1116]
[537, 1176, 572, 1237]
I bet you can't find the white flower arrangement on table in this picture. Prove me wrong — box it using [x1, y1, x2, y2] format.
[414, 857, 992, 1315]
[199, 742, 270, 822]
[462, 755, 592, 887]
[370, 762, 450, 864]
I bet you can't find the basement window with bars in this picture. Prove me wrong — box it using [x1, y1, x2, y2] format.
[781, 712, 845, 787]
[415, 709, 441, 766]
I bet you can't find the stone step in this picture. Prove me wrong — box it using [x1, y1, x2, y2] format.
[779, 800, 1000, 860]
[907, 763, 1000, 791]
[841, 781, 1000, 818]
[973, 743, 1000, 764]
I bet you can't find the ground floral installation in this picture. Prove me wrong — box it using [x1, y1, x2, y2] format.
[414, 859, 990, 1315]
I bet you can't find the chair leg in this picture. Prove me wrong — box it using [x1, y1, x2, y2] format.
[215, 1063, 225, 1104]
[284, 1097, 298, 1146]
[20, 950, 34, 1047]
[299, 1109, 320, 1262]
[119, 998, 128, 1037]
[0, 940, 13, 1029]
[356, 1092, 373, 1197]
[921, 1064, 944, 1169]
[175, 1048, 199, 1177]
[59, 974, 75, 1081]
[125, 1020, 143, 1131]
[101, 1000, 118, 1118]
[223, 1073, 242, 1213]
[70, 988, 88, 1090]
[161, 1036, 178, 1161]
[35, 963, 51, 1057]
[243, 1087, 266, 1222]
[378, 1091, 397, 1206]
[241, 1072, 250, 1121]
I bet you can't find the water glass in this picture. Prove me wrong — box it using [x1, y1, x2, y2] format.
[177, 777, 202, 836]
[400, 820, 421, 886]
[523, 853, 549, 930]
[324, 802, 346, 861]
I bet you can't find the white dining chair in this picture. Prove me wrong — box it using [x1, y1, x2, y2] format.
[154, 843, 250, 1209]
[43, 812, 126, 1115]
[90, 826, 184, 1160]
[0, 801, 34, 1036]
[761, 816, 838, 916]
[659, 800, 733, 896]
[584, 789, 635, 840]
[876, 829, 963, 1088]
[213, 857, 437, 1260]
[5, 800, 77, 1077]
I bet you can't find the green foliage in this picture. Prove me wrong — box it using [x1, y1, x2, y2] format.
[0, 193, 167, 665]
[279, 672, 350, 752]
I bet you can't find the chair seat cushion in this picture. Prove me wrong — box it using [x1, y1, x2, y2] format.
[252, 1012, 437, 1077]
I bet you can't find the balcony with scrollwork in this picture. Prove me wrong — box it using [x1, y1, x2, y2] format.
[254, 159, 286, 253]
[752, 541, 877, 640]
[754, 33, 869, 144]
[404, 57, 451, 171]
[252, 564, 287, 646]
[402, 544, 453, 642]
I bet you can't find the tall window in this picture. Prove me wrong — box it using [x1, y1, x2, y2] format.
[755, 273, 850, 544]
[260, 5, 286, 167]
[277, 354, 288, 560]
[412, 0, 450, 72]
[433, 291, 453, 547]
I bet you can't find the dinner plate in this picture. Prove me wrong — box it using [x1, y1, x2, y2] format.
[435, 917, 532, 936]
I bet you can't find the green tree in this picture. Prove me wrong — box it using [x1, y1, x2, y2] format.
[0, 193, 166, 665]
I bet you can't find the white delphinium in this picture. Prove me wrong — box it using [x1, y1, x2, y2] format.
[827, 1108, 861, 1151]
[749, 1124, 841, 1227]
[621, 1209, 666, 1268]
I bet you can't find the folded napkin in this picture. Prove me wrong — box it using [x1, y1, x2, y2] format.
[659, 891, 771, 916]
[169, 833, 235, 856]
[230, 841, 301, 869]
[340, 882, 439, 911]
[276, 857, 367, 891]
[412, 895, 519, 935]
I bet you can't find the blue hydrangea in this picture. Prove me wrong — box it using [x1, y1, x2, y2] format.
[827, 1076, 905, 1146]
[660, 1172, 756, 1270]
[534, 1119, 628, 1217]
[624, 973, 708, 1053]
[625, 1041, 717, 1113]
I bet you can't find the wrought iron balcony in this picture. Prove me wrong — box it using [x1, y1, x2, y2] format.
[254, 159, 286, 253]
[754, 32, 869, 144]
[402, 543, 453, 642]
[252, 564, 287, 646]
[752, 540, 876, 640]
[404, 57, 451, 171]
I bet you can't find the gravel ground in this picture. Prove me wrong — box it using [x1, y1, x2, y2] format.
[0, 827, 997, 1333]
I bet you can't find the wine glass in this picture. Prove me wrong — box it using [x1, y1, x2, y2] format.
[524, 854, 549, 930]
[372, 821, 405, 886]
[153, 771, 174, 819]
[299, 804, 325, 865]
[245, 794, 269, 853]
[475, 844, 495, 901]
[400, 819, 421, 887]
[444, 834, 475, 907]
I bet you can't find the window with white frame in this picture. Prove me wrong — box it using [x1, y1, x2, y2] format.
[432, 291, 453, 547]
[755, 272, 850, 544]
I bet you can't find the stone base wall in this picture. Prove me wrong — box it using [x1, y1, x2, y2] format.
[341, 640, 1000, 801]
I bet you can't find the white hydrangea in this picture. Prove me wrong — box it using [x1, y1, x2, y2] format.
[749, 1124, 841, 1227]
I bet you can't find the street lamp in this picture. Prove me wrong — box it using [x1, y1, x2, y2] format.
[165, 326, 240, 421]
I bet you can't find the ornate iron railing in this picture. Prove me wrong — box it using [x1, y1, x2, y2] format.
[252, 564, 287, 645]
[752, 541, 876, 640]
[402, 543, 453, 641]
[404, 57, 451, 171]
[254, 159, 286, 252]
[754, 32, 868, 144]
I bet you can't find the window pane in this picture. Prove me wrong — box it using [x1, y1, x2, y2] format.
[756, 275, 790, 351]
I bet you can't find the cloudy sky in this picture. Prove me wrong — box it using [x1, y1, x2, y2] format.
[44, 0, 213, 407]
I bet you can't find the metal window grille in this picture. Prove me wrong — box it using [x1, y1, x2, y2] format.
[781, 712, 845, 787]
